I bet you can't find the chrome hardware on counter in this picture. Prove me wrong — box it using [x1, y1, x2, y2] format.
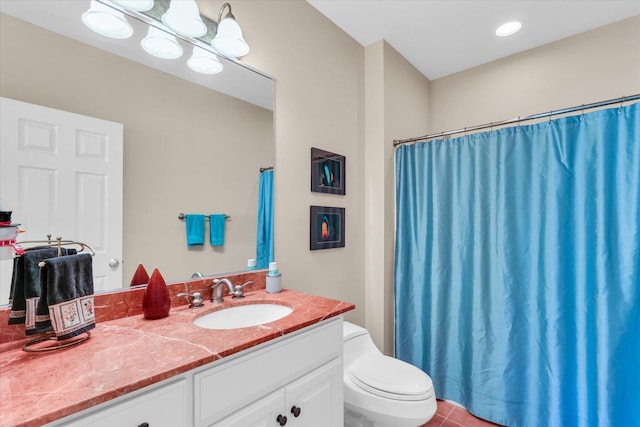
[177, 292, 204, 308]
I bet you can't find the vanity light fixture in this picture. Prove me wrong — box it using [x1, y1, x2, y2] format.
[110, 0, 154, 12]
[188, 46, 224, 74]
[211, 3, 250, 58]
[162, 0, 207, 38]
[82, 0, 133, 39]
[141, 25, 183, 59]
[496, 21, 522, 37]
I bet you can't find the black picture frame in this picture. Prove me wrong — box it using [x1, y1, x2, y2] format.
[311, 147, 346, 195]
[310, 206, 345, 250]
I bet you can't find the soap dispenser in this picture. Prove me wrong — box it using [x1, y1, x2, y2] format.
[266, 262, 282, 293]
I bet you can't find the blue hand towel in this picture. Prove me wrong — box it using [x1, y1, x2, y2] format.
[186, 214, 205, 246]
[209, 214, 226, 246]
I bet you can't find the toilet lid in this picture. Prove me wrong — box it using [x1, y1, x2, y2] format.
[349, 355, 434, 401]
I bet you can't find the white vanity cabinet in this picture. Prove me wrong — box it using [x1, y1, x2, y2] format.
[213, 359, 342, 427]
[195, 318, 343, 426]
[51, 377, 191, 427]
[46, 317, 343, 427]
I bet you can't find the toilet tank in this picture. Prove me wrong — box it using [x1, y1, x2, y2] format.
[343, 321, 382, 366]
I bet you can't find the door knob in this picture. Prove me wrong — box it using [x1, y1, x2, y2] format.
[276, 414, 287, 426]
[291, 406, 301, 417]
[109, 259, 120, 268]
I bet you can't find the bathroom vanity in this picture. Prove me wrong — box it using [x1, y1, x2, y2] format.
[0, 275, 354, 427]
[50, 318, 342, 426]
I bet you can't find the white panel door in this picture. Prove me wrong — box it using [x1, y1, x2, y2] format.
[0, 97, 123, 298]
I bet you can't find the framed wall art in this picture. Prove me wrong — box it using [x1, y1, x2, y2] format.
[311, 147, 345, 195]
[310, 206, 345, 250]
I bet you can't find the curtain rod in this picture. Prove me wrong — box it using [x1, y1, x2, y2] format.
[393, 94, 640, 147]
[260, 166, 274, 172]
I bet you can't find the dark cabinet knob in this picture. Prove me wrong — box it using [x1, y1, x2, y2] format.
[276, 414, 288, 426]
[137, 423, 149, 427]
[290, 406, 301, 417]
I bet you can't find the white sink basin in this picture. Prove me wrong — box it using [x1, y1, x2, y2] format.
[193, 304, 293, 330]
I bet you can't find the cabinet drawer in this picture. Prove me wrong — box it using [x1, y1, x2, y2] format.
[54, 378, 190, 427]
[194, 318, 342, 425]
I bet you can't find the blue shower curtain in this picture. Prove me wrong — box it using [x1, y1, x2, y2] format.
[395, 103, 640, 427]
[256, 170, 274, 269]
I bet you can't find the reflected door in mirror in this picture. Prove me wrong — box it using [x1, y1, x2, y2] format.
[0, 97, 123, 301]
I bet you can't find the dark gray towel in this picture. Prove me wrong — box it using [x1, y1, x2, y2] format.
[34, 253, 95, 340]
[8, 247, 76, 334]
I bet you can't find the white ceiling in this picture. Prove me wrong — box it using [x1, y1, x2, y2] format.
[307, 1, 640, 80]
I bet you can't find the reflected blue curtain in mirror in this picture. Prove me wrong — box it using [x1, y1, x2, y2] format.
[256, 170, 274, 269]
[395, 103, 640, 427]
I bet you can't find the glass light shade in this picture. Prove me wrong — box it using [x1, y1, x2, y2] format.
[496, 21, 522, 37]
[161, 0, 207, 37]
[211, 16, 249, 58]
[188, 46, 223, 74]
[141, 26, 183, 59]
[111, 0, 154, 12]
[82, 0, 133, 39]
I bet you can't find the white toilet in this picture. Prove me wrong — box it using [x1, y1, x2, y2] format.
[343, 321, 437, 427]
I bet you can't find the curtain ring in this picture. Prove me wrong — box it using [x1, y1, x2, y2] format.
[490, 122, 493, 134]
[580, 104, 585, 120]
[548, 110, 553, 125]
[619, 96, 626, 111]
[517, 116, 521, 130]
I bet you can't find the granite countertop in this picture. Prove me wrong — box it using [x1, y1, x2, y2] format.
[0, 288, 355, 427]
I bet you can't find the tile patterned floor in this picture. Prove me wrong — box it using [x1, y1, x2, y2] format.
[421, 400, 505, 427]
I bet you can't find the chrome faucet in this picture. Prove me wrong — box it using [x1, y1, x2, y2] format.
[211, 278, 235, 303]
[210, 278, 254, 302]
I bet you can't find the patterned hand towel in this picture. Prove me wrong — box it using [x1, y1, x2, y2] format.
[8, 247, 76, 334]
[35, 253, 95, 340]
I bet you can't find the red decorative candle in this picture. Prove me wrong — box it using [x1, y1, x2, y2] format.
[130, 264, 150, 287]
[142, 269, 170, 320]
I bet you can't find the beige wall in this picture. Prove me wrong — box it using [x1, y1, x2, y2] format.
[364, 41, 430, 353]
[429, 16, 640, 132]
[0, 14, 274, 284]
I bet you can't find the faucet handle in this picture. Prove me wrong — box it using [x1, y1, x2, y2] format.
[232, 281, 253, 299]
[177, 292, 204, 308]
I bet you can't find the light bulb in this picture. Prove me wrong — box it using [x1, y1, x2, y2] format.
[141, 26, 183, 59]
[82, 0, 133, 39]
[162, 0, 207, 37]
[188, 46, 223, 74]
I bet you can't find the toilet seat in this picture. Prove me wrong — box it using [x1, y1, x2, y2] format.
[348, 355, 434, 401]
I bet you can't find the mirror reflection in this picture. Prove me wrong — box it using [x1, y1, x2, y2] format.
[0, 0, 275, 304]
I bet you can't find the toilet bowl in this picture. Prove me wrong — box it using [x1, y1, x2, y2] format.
[343, 321, 436, 427]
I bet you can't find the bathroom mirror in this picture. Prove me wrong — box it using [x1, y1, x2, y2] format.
[0, 0, 274, 304]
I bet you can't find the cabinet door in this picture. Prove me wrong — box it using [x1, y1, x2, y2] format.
[210, 389, 285, 427]
[285, 359, 343, 427]
[56, 379, 189, 427]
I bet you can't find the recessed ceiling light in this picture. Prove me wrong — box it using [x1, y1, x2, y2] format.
[496, 21, 522, 37]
